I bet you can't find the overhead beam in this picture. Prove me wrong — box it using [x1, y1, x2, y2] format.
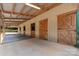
[4, 21, 23, 23]
[4, 21, 25, 22]
[2, 17, 29, 20]
[0, 10, 32, 19]
[0, 10, 22, 16]
[0, 10, 27, 16]
[5, 22, 23, 25]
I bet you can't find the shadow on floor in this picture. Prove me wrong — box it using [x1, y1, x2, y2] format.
[3, 34, 32, 44]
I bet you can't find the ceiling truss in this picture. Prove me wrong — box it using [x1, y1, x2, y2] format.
[0, 3, 61, 27]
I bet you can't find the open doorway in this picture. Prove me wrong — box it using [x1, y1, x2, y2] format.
[5, 27, 18, 34]
[19, 27, 21, 32]
[23, 26, 26, 35]
[31, 23, 35, 38]
[39, 19, 48, 40]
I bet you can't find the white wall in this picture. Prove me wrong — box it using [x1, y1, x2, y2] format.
[19, 3, 78, 42]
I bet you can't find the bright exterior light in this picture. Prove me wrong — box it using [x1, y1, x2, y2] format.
[25, 3, 41, 10]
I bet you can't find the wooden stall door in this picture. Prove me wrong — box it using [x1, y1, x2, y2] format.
[39, 19, 48, 40]
[58, 12, 76, 46]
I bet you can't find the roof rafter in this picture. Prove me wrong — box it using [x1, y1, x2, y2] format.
[2, 17, 29, 20]
[0, 10, 27, 16]
[10, 3, 16, 17]
[0, 3, 5, 27]
[0, 3, 5, 18]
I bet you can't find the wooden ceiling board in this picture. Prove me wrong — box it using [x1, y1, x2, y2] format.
[3, 3, 13, 11]
[14, 3, 24, 13]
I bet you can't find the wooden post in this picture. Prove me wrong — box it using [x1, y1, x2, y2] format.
[0, 4, 5, 44]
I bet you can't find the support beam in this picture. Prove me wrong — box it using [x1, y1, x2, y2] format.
[2, 17, 29, 20]
[0, 4, 5, 18]
[0, 3, 5, 44]
[5, 20, 24, 22]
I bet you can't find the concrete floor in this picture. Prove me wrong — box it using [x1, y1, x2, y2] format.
[3, 33, 31, 43]
[0, 33, 79, 56]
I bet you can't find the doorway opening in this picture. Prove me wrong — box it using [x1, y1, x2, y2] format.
[23, 26, 26, 35]
[31, 23, 35, 38]
[19, 27, 21, 32]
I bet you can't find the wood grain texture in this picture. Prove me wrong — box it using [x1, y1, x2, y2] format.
[57, 11, 76, 46]
[39, 19, 48, 40]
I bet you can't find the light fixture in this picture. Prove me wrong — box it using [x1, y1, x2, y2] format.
[25, 3, 41, 10]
